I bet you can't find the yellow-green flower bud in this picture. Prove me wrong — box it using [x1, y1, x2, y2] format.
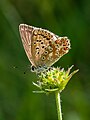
[33, 65, 79, 93]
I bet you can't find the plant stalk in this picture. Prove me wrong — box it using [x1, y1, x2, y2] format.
[55, 91, 62, 120]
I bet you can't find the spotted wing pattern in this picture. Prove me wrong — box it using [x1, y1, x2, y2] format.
[19, 24, 70, 67]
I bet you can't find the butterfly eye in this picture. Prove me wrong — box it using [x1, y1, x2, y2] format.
[31, 66, 36, 72]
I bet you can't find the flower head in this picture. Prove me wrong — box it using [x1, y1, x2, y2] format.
[33, 65, 79, 93]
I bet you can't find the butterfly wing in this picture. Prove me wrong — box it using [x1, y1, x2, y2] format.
[19, 24, 35, 66]
[19, 24, 70, 68]
[29, 26, 70, 67]
[19, 24, 56, 67]
[40, 37, 71, 67]
[30, 26, 58, 67]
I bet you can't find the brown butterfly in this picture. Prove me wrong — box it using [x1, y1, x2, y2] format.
[19, 24, 70, 72]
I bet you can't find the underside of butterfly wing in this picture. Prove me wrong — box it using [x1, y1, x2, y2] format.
[38, 36, 70, 67]
[19, 24, 35, 66]
[31, 28, 70, 67]
[19, 24, 70, 68]
[31, 27, 58, 67]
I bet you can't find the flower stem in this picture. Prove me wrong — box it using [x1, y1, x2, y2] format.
[55, 91, 62, 120]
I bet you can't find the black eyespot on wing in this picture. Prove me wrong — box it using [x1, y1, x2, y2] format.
[37, 52, 39, 54]
[37, 40, 39, 42]
[42, 46, 44, 48]
[36, 47, 39, 49]
[42, 56, 46, 60]
[41, 42, 43, 44]
[39, 40, 41, 42]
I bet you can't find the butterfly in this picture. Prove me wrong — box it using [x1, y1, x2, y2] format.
[19, 24, 70, 72]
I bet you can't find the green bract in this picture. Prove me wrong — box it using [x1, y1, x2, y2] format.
[33, 65, 79, 93]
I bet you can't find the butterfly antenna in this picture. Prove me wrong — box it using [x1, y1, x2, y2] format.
[23, 65, 31, 74]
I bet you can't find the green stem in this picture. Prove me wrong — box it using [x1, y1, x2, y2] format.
[55, 91, 62, 120]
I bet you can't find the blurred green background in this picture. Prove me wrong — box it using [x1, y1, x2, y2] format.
[0, 0, 90, 120]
